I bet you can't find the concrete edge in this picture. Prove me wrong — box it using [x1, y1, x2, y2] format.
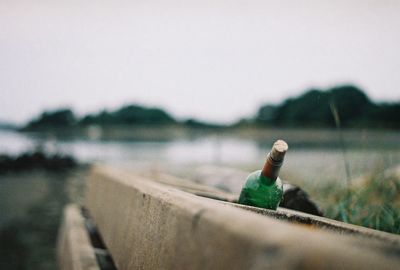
[145, 170, 400, 247]
[85, 165, 400, 270]
[57, 204, 100, 270]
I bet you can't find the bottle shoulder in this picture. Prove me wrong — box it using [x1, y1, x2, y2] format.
[244, 170, 282, 188]
[246, 170, 262, 181]
[244, 170, 261, 188]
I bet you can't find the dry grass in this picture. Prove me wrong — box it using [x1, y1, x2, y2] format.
[308, 166, 400, 234]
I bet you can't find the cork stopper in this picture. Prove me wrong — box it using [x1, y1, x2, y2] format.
[270, 140, 288, 162]
[261, 140, 288, 180]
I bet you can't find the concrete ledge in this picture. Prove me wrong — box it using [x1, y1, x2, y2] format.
[142, 169, 400, 247]
[85, 165, 400, 270]
[232, 203, 400, 248]
[57, 204, 100, 270]
[141, 170, 238, 202]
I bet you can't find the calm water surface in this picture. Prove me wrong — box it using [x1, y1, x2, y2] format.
[1, 129, 399, 184]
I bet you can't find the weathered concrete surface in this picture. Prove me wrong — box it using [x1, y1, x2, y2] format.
[230, 203, 400, 251]
[142, 170, 237, 202]
[145, 170, 399, 247]
[85, 165, 400, 270]
[57, 204, 100, 270]
[191, 165, 247, 194]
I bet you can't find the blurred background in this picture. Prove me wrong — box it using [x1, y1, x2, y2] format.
[1, 0, 400, 269]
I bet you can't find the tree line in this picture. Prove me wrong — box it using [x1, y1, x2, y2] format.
[252, 85, 399, 129]
[23, 105, 176, 130]
[22, 85, 399, 130]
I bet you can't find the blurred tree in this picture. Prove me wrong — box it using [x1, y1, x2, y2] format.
[22, 85, 399, 130]
[79, 105, 176, 126]
[184, 118, 222, 129]
[80, 110, 113, 125]
[255, 104, 277, 126]
[255, 85, 398, 128]
[272, 89, 332, 127]
[328, 85, 372, 126]
[25, 109, 76, 129]
[367, 103, 400, 128]
[113, 105, 175, 125]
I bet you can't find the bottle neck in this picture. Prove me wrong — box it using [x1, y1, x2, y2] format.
[261, 153, 283, 182]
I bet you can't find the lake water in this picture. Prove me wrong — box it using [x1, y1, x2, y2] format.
[1, 129, 400, 185]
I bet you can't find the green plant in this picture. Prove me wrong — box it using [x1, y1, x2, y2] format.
[315, 169, 400, 234]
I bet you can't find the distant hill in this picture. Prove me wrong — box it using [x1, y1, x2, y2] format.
[253, 85, 400, 129]
[79, 105, 176, 126]
[21, 85, 400, 131]
[22, 104, 179, 131]
[24, 109, 76, 130]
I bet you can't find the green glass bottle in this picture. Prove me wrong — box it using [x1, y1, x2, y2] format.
[238, 140, 288, 210]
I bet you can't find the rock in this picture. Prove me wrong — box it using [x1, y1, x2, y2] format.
[0, 151, 78, 174]
[281, 183, 323, 216]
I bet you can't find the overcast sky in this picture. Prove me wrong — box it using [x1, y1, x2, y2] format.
[1, 0, 400, 124]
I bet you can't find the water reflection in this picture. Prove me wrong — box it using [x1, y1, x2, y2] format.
[0, 130, 37, 154]
[0, 130, 261, 165]
[165, 138, 260, 164]
[1, 130, 400, 185]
